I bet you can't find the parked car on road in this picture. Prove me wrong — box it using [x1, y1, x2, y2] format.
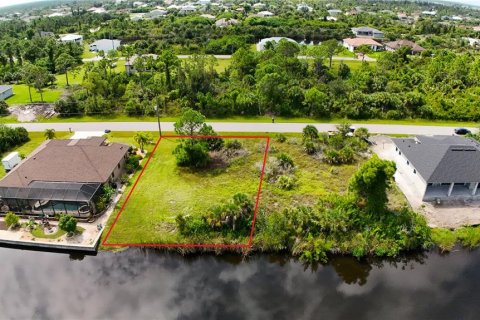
[454, 128, 471, 135]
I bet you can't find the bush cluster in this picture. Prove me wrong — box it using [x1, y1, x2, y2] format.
[0, 125, 29, 154]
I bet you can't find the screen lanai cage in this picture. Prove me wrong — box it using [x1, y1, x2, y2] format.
[0, 181, 102, 218]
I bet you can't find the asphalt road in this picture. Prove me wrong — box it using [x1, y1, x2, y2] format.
[7, 121, 473, 135]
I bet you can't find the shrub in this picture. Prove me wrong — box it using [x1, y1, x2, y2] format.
[125, 154, 142, 174]
[176, 215, 210, 236]
[275, 133, 287, 143]
[0, 100, 8, 116]
[277, 153, 294, 169]
[173, 140, 210, 168]
[304, 141, 316, 155]
[58, 215, 77, 235]
[302, 125, 318, 142]
[277, 175, 296, 190]
[199, 124, 224, 151]
[4, 211, 19, 228]
[225, 139, 242, 150]
[120, 174, 130, 185]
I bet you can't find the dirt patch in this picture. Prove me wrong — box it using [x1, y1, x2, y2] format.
[0, 221, 7, 231]
[8, 104, 56, 122]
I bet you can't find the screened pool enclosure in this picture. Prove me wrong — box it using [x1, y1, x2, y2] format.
[0, 181, 102, 218]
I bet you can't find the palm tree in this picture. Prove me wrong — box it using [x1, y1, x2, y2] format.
[134, 132, 152, 153]
[44, 128, 56, 140]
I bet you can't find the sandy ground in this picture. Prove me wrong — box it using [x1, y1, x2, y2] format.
[8, 104, 55, 122]
[371, 135, 480, 228]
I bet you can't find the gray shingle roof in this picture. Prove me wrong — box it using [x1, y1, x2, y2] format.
[393, 136, 480, 183]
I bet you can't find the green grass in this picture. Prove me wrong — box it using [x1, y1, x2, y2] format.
[6, 84, 62, 104]
[31, 225, 85, 239]
[82, 44, 98, 59]
[103, 132, 370, 246]
[215, 58, 232, 72]
[0, 131, 71, 178]
[104, 136, 265, 245]
[431, 226, 480, 252]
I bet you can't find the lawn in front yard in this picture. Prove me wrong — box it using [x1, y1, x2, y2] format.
[7, 84, 62, 104]
[104, 136, 267, 245]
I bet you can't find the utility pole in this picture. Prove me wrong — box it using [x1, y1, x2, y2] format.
[156, 98, 162, 137]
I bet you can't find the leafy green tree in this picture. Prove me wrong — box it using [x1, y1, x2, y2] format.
[55, 53, 76, 86]
[302, 125, 319, 142]
[0, 100, 8, 116]
[354, 127, 370, 140]
[21, 63, 37, 103]
[321, 39, 342, 68]
[134, 132, 153, 153]
[198, 124, 224, 151]
[5, 212, 19, 228]
[349, 155, 396, 213]
[336, 121, 352, 137]
[58, 215, 77, 235]
[174, 108, 206, 135]
[338, 62, 351, 79]
[355, 45, 372, 61]
[44, 128, 56, 140]
[303, 87, 329, 117]
[159, 49, 179, 91]
[173, 139, 210, 168]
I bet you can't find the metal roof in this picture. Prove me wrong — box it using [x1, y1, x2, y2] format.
[0, 85, 12, 93]
[0, 181, 101, 202]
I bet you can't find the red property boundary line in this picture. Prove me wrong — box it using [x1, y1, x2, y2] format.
[102, 134, 271, 248]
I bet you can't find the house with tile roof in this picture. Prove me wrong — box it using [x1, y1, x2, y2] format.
[343, 37, 383, 52]
[0, 137, 130, 218]
[392, 136, 480, 201]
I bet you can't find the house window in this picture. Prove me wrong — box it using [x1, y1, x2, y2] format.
[407, 161, 409, 165]
[399, 151, 402, 155]
[427, 183, 432, 186]
[395, 147, 398, 151]
[413, 169, 416, 174]
[118, 163, 120, 169]
[111, 172, 114, 179]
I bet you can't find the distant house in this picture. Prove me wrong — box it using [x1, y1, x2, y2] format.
[179, 5, 196, 14]
[146, 9, 168, 19]
[257, 37, 297, 51]
[463, 37, 480, 47]
[200, 14, 216, 20]
[0, 137, 130, 218]
[252, 3, 266, 10]
[215, 18, 238, 27]
[351, 26, 384, 39]
[421, 10, 437, 16]
[36, 31, 55, 37]
[89, 39, 121, 52]
[125, 54, 158, 74]
[343, 38, 382, 52]
[297, 4, 313, 12]
[392, 136, 480, 201]
[384, 40, 425, 54]
[60, 34, 83, 44]
[256, 11, 274, 17]
[0, 85, 13, 100]
[327, 9, 342, 16]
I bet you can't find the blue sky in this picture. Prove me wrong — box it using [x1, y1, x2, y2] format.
[0, 0, 479, 8]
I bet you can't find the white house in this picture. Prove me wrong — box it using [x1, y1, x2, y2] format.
[351, 26, 384, 39]
[60, 34, 83, 44]
[343, 38, 382, 52]
[257, 37, 297, 51]
[463, 37, 480, 47]
[393, 136, 480, 201]
[179, 5, 196, 14]
[89, 39, 122, 52]
[297, 4, 313, 12]
[146, 9, 168, 18]
[215, 18, 238, 27]
[0, 85, 13, 100]
[256, 11, 274, 17]
[327, 9, 342, 16]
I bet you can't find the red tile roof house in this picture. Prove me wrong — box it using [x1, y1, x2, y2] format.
[0, 137, 129, 220]
[343, 37, 383, 52]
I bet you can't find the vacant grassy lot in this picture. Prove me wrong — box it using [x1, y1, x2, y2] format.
[104, 136, 267, 245]
[7, 84, 62, 105]
[0, 131, 71, 178]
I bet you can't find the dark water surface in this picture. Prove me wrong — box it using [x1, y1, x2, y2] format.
[1, 247, 479, 320]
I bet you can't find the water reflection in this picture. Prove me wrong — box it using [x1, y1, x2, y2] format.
[0, 247, 479, 320]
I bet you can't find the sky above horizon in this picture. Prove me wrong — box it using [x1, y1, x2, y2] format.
[0, 0, 479, 8]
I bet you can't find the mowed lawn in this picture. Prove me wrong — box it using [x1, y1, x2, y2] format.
[104, 137, 267, 245]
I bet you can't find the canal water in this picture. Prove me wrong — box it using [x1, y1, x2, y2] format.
[1, 247, 479, 320]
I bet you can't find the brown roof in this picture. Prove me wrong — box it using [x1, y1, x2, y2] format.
[343, 37, 382, 47]
[0, 137, 129, 188]
[384, 40, 425, 52]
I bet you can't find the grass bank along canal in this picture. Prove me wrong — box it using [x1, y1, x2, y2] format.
[1, 246, 480, 319]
